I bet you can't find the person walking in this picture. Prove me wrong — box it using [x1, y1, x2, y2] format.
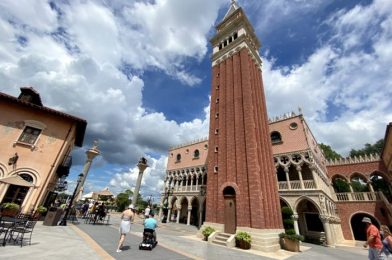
[363, 217, 384, 260]
[116, 204, 135, 253]
[144, 205, 150, 219]
[380, 225, 392, 257]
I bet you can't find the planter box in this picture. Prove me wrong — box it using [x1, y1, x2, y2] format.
[1, 209, 19, 217]
[281, 238, 300, 252]
[235, 239, 251, 250]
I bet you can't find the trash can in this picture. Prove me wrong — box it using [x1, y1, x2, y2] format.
[43, 207, 63, 226]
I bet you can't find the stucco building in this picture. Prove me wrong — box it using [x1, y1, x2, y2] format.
[0, 87, 86, 213]
[159, 0, 392, 252]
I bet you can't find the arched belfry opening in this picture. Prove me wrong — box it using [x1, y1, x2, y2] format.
[223, 186, 236, 234]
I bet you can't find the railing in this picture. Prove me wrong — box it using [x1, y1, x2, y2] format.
[303, 180, 316, 189]
[335, 192, 380, 202]
[278, 180, 316, 190]
[278, 182, 288, 190]
[56, 155, 72, 177]
[177, 185, 204, 192]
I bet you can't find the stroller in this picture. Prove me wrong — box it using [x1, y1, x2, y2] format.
[139, 228, 158, 250]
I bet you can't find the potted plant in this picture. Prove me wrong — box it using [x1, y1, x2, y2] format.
[235, 231, 251, 249]
[279, 206, 303, 252]
[37, 205, 48, 214]
[279, 231, 304, 252]
[202, 226, 215, 241]
[1, 202, 20, 217]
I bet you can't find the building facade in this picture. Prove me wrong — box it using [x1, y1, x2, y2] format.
[160, 112, 392, 247]
[0, 87, 86, 213]
[159, 0, 392, 251]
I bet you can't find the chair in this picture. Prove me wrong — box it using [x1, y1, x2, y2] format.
[0, 214, 29, 246]
[8, 220, 37, 247]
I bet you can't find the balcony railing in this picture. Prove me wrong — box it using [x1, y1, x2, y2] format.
[278, 180, 316, 190]
[56, 155, 72, 177]
[176, 184, 205, 192]
[335, 192, 380, 202]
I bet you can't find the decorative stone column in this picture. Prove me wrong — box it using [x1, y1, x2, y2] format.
[297, 166, 304, 189]
[311, 168, 319, 189]
[349, 181, 354, 192]
[320, 215, 333, 247]
[176, 208, 181, 223]
[167, 206, 172, 223]
[199, 208, 204, 228]
[368, 181, 375, 192]
[293, 214, 300, 235]
[187, 206, 192, 225]
[77, 141, 100, 199]
[285, 168, 291, 190]
[132, 158, 149, 207]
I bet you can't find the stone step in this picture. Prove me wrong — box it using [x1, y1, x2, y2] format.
[216, 232, 231, 238]
[215, 236, 228, 242]
[212, 240, 227, 246]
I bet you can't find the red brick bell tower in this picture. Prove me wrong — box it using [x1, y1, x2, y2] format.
[205, 1, 283, 243]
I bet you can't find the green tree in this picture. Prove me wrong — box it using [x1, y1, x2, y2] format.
[349, 139, 384, 157]
[319, 143, 342, 160]
[281, 206, 294, 233]
[116, 189, 133, 212]
[332, 178, 351, 193]
[115, 189, 147, 212]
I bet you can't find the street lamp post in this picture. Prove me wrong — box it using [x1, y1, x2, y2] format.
[132, 157, 148, 208]
[59, 173, 84, 226]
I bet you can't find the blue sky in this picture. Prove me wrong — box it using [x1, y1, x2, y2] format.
[1, 0, 391, 201]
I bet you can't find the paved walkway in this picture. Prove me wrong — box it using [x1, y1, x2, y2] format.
[0, 213, 369, 260]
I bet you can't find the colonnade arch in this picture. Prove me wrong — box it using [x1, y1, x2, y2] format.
[331, 170, 392, 200]
[165, 195, 205, 227]
[350, 212, 379, 241]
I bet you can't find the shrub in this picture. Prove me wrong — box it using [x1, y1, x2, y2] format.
[202, 226, 215, 239]
[37, 206, 48, 214]
[281, 206, 294, 217]
[279, 232, 304, 242]
[283, 219, 294, 227]
[281, 206, 294, 230]
[2, 202, 20, 210]
[235, 231, 252, 244]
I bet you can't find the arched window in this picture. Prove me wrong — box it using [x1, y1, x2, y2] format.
[193, 149, 200, 159]
[20, 173, 33, 183]
[271, 131, 282, 144]
[176, 154, 181, 162]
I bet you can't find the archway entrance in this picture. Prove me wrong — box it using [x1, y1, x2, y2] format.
[296, 199, 324, 244]
[351, 213, 379, 241]
[170, 197, 177, 222]
[223, 186, 236, 234]
[179, 198, 188, 224]
[191, 197, 199, 226]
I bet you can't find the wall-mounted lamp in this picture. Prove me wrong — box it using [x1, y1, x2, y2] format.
[8, 153, 19, 166]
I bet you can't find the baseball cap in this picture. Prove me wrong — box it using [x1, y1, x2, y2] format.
[128, 204, 135, 210]
[362, 217, 372, 224]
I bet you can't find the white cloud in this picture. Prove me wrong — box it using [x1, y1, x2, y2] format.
[0, 0, 213, 195]
[263, 0, 392, 155]
[108, 155, 168, 199]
